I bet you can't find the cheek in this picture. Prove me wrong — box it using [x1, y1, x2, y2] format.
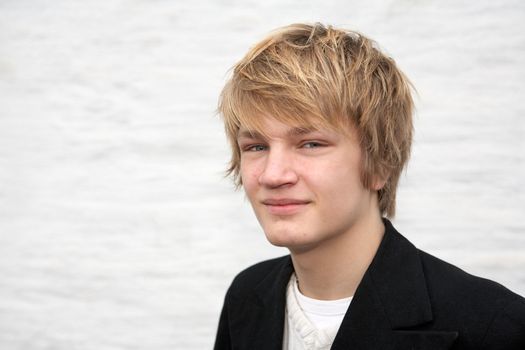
[240, 162, 260, 193]
[316, 161, 365, 201]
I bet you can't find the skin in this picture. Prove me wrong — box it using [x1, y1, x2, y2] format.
[237, 117, 386, 300]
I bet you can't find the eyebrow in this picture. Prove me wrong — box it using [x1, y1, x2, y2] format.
[237, 126, 318, 140]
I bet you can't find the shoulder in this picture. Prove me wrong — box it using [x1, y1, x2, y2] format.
[417, 249, 522, 307]
[417, 249, 525, 348]
[225, 255, 291, 299]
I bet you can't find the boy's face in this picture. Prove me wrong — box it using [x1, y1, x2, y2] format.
[237, 116, 380, 254]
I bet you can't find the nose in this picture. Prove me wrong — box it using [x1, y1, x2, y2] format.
[258, 148, 298, 188]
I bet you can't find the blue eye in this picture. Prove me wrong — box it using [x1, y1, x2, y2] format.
[247, 145, 267, 152]
[302, 142, 323, 148]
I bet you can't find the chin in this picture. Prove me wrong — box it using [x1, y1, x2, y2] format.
[263, 230, 294, 247]
[263, 226, 316, 251]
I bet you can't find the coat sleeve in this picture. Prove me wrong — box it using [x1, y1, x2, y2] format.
[213, 289, 232, 350]
[481, 296, 525, 349]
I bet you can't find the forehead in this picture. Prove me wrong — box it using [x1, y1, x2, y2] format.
[237, 112, 332, 134]
[236, 114, 353, 140]
[237, 123, 318, 139]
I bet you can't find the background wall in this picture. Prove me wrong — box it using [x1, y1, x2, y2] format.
[1, 0, 524, 349]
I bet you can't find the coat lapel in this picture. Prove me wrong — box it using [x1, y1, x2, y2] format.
[228, 256, 293, 350]
[332, 220, 458, 349]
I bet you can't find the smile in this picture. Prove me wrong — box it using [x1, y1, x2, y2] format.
[261, 199, 311, 215]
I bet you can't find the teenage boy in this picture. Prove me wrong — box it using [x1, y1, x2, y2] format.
[213, 23, 525, 349]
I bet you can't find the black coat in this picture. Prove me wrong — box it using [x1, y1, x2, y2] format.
[214, 220, 525, 349]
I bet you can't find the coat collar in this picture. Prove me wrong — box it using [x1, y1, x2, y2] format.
[365, 218, 433, 329]
[331, 219, 458, 349]
[226, 255, 292, 350]
[232, 219, 458, 349]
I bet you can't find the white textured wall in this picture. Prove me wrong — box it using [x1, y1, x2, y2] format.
[1, 0, 524, 349]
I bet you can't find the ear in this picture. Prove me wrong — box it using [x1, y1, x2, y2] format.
[371, 173, 389, 191]
[371, 179, 386, 191]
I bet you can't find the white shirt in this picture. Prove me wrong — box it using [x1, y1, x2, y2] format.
[283, 274, 353, 350]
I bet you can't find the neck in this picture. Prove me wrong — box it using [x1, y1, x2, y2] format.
[290, 211, 385, 300]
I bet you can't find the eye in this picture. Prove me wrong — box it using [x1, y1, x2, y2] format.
[301, 141, 324, 149]
[243, 144, 267, 152]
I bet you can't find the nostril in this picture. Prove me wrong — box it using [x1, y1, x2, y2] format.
[258, 163, 298, 188]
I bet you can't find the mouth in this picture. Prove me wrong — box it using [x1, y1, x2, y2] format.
[261, 198, 311, 215]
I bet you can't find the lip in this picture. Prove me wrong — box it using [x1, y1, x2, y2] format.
[261, 198, 311, 215]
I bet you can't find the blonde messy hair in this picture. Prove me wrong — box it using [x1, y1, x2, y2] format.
[218, 23, 414, 218]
